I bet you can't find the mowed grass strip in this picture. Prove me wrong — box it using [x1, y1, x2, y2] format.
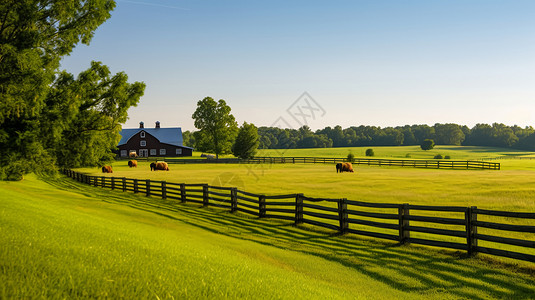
[2, 175, 535, 299]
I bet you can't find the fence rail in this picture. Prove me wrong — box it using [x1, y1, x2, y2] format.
[62, 169, 532, 263]
[148, 157, 500, 170]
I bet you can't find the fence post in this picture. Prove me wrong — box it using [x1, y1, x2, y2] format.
[465, 206, 478, 256]
[94, 175, 98, 187]
[398, 203, 410, 244]
[338, 198, 348, 233]
[295, 193, 304, 225]
[134, 179, 138, 193]
[259, 195, 266, 218]
[111, 177, 115, 190]
[180, 183, 186, 203]
[162, 181, 167, 199]
[231, 188, 238, 212]
[101, 176, 105, 188]
[146, 179, 151, 197]
[203, 184, 209, 207]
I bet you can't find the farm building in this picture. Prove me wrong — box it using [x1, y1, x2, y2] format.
[117, 121, 193, 157]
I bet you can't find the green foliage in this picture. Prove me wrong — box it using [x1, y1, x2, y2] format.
[465, 123, 519, 148]
[365, 149, 374, 157]
[444, 155, 451, 159]
[192, 97, 238, 158]
[434, 123, 465, 145]
[232, 122, 259, 159]
[0, 0, 117, 179]
[45, 62, 145, 168]
[182, 130, 195, 148]
[421, 139, 435, 151]
[255, 123, 535, 152]
[347, 153, 355, 162]
[434, 154, 443, 159]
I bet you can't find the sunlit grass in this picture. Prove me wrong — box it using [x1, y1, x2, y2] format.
[1, 174, 534, 298]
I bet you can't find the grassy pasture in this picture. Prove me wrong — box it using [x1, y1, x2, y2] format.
[86, 159, 535, 211]
[81, 146, 535, 265]
[1, 174, 535, 299]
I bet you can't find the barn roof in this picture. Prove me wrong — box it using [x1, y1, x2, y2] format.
[118, 127, 192, 149]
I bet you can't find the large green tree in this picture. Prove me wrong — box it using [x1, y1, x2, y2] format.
[43, 62, 145, 167]
[0, 0, 141, 180]
[232, 122, 259, 159]
[192, 97, 238, 158]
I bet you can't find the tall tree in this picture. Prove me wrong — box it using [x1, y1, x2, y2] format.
[43, 62, 145, 167]
[192, 97, 238, 158]
[0, 0, 116, 180]
[232, 122, 259, 159]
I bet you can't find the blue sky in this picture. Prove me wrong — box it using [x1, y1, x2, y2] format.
[60, 0, 535, 131]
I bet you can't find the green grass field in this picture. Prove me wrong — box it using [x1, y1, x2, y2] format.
[1, 173, 535, 299]
[85, 147, 535, 211]
[2, 146, 535, 298]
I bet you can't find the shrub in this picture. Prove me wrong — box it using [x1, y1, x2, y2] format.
[347, 153, 355, 162]
[365, 149, 374, 157]
[421, 139, 435, 151]
[444, 155, 451, 159]
[405, 153, 411, 158]
[434, 154, 443, 159]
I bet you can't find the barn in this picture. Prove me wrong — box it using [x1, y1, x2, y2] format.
[117, 121, 193, 158]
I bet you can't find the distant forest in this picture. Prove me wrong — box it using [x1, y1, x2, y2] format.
[183, 123, 535, 152]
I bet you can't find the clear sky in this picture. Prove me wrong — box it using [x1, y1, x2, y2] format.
[59, 0, 535, 131]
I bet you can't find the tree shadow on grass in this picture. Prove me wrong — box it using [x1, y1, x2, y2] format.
[44, 176, 535, 299]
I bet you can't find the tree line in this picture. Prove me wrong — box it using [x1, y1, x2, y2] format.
[185, 123, 535, 152]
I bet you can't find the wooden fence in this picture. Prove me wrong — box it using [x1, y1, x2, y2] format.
[62, 169, 533, 263]
[151, 157, 500, 170]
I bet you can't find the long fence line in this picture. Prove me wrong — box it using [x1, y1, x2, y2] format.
[134, 157, 501, 170]
[477, 156, 535, 161]
[62, 169, 533, 263]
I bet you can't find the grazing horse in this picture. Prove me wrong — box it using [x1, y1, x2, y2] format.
[128, 160, 137, 168]
[102, 166, 113, 173]
[150, 162, 169, 171]
[336, 162, 354, 173]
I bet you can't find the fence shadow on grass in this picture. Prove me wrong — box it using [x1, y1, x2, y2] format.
[44, 176, 535, 299]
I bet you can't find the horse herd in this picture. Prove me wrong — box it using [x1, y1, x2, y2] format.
[101, 160, 169, 173]
[102, 161, 354, 174]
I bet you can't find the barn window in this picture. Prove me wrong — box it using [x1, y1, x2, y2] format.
[121, 150, 127, 157]
[140, 131, 145, 138]
[160, 149, 166, 155]
[176, 148, 182, 155]
[140, 140, 146, 147]
[150, 149, 156, 156]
